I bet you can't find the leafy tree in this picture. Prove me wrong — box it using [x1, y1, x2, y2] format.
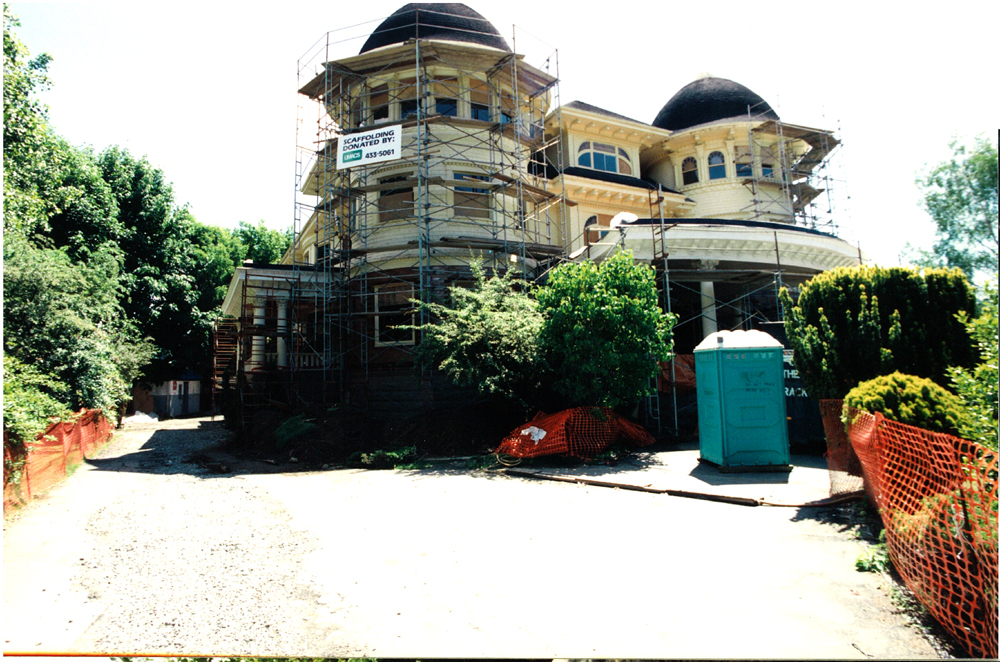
[948, 282, 999, 450]
[413, 262, 545, 407]
[3, 4, 53, 235]
[38, 139, 123, 258]
[912, 136, 998, 283]
[233, 220, 293, 265]
[781, 265, 978, 400]
[96, 147, 215, 382]
[536, 250, 676, 410]
[189, 220, 247, 311]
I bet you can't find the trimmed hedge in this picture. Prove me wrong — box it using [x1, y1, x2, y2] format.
[781, 265, 977, 400]
[843, 371, 966, 436]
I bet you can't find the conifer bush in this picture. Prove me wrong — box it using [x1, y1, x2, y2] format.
[843, 371, 966, 436]
[781, 265, 977, 400]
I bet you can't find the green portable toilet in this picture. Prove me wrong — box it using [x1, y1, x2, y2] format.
[695, 330, 790, 471]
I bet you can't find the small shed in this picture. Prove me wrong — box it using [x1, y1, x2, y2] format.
[695, 330, 790, 471]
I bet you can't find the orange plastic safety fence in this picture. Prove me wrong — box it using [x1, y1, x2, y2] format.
[846, 406, 998, 659]
[4, 409, 115, 512]
[496, 407, 655, 460]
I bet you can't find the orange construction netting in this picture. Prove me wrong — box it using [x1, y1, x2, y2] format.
[495, 407, 656, 460]
[843, 404, 998, 659]
[4, 409, 115, 512]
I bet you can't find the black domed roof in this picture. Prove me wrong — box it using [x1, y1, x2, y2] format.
[652, 76, 779, 131]
[360, 4, 511, 54]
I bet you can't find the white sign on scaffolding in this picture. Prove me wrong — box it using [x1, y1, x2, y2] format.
[336, 125, 402, 169]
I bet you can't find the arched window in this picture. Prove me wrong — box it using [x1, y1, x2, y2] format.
[682, 157, 699, 185]
[578, 142, 633, 175]
[708, 151, 726, 180]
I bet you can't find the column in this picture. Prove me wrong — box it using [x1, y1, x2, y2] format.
[277, 299, 289, 370]
[250, 304, 265, 371]
[700, 280, 719, 339]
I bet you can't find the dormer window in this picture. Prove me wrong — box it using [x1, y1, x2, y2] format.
[682, 156, 699, 185]
[578, 142, 632, 175]
[708, 151, 726, 180]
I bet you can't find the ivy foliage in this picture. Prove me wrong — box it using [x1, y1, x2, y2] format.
[948, 282, 999, 450]
[781, 265, 977, 400]
[413, 262, 546, 408]
[537, 250, 677, 410]
[844, 371, 966, 436]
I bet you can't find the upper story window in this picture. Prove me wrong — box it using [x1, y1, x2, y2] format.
[734, 146, 752, 177]
[370, 85, 389, 122]
[578, 142, 633, 175]
[469, 78, 492, 122]
[400, 99, 420, 119]
[759, 144, 776, 178]
[433, 77, 460, 117]
[471, 102, 490, 121]
[708, 151, 726, 180]
[454, 173, 491, 219]
[682, 156, 699, 185]
[378, 175, 413, 223]
[436, 98, 458, 117]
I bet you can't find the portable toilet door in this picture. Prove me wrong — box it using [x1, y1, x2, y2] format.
[694, 330, 790, 471]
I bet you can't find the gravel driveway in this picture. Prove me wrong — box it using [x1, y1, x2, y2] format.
[4, 415, 944, 658]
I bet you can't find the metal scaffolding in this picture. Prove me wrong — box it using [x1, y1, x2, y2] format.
[739, 103, 843, 233]
[288, 9, 565, 417]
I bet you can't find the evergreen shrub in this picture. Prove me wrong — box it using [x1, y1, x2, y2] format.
[843, 371, 965, 436]
[781, 265, 977, 400]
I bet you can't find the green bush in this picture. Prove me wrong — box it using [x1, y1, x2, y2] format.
[781, 265, 977, 399]
[843, 371, 965, 436]
[274, 414, 317, 450]
[948, 282, 998, 451]
[536, 250, 676, 410]
[412, 262, 545, 408]
[415, 251, 676, 412]
[3, 354, 71, 485]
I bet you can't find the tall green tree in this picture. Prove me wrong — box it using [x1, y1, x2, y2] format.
[96, 148, 214, 382]
[913, 136, 998, 283]
[233, 220, 293, 264]
[189, 221, 247, 311]
[3, 4, 53, 235]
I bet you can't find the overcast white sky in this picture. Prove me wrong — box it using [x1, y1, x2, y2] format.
[10, 1, 998, 268]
